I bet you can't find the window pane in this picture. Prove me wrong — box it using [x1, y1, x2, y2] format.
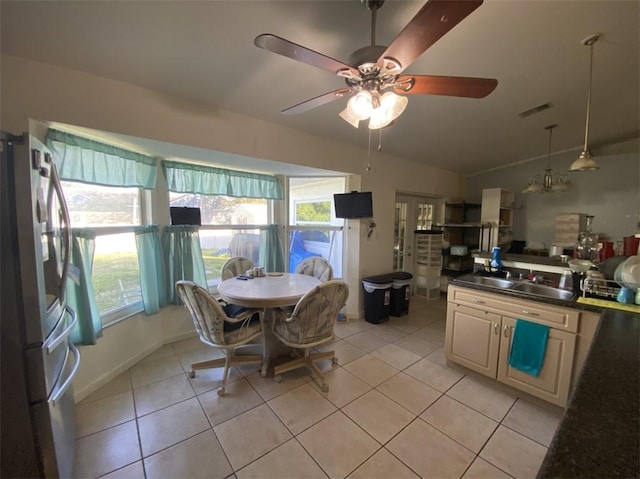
[289, 177, 346, 226]
[289, 228, 343, 278]
[169, 193, 268, 225]
[61, 181, 141, 227]
[199, 228, 261, 286]
[92, 233, 142, 316]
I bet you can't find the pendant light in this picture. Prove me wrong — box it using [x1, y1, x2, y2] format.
[570, 34, 600, 172]
[522, 124, 571, 194]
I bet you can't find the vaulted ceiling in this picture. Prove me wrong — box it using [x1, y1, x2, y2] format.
[1, 1, 638, 174]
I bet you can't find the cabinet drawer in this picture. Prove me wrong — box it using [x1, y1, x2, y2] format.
[448, 286, 579, 333]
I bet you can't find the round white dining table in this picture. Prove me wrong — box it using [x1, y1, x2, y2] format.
[217, 273, 321, 377]
[217, 273, 321, 309]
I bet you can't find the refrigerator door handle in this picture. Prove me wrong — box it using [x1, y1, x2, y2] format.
[44, 306, 77, 354]
[48, 158, 71, 299]
[49, 342, 80, 407]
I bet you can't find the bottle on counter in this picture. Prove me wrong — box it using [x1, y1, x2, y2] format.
[489, 246, 503, 274]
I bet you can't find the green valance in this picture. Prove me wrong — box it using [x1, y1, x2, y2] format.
[45, 129, 158, 189]
[162, 160, 283, 200]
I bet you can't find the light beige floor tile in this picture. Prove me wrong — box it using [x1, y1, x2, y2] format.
[427, 319, 447, 332]
[424, 347, 447, 366]
[129, 355, 185, 389]
[236, 438, 327, 479]
[376, 372, 442, 415]
[75, 390, 135, 438]
[342, 390, 415, 444]
[421, 395, 498, 453]
[79, 371, 131, 404]
[73, 420, 141, 479]
[297, 411, 379, 479]
[480, 426, 547, 479]
[188, 364, 244, 395]
[386, 419, 474, 479]
[414, 326, 446, 346]
[370, 343, 421, 370]
[308, 367, 372, 408]
[214, 404, 292, 471]
[348, 448, 420, 479]
[100, 460, 145, 479]
[139, 344, 177, 364]
[334, 320, 375, 339]
[246, 368, 310, 401]
[368, 324, 408, 342]
[404, 357, 464, 392]
[463, 457, 513, 479]
[502, 399, 561, 447]
[197, 377, 264, 427]
[343, 355, 399, 387]
[170, 335, 205, 355]
[138, 397, 210, 457]
[177, 345, 225, 372]
[317, 339, 367, 365]
[447, 376, 517, 421]
[394, 335, 440, 357]
[134, 373, 195, 417]
[144, 430, 232, 479]
[267, 383, 337, 434]
[344, 331, 389, 353]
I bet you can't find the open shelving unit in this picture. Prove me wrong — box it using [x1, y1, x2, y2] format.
[480, 188, 515, 251]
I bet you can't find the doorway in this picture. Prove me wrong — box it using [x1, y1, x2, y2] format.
[393, 194, 440, 274]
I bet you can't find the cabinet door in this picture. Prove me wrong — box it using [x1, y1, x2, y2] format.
[445, 303, 501, 378]
[497, 317, 576, 407]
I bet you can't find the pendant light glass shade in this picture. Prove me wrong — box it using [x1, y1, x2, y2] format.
[522, 124, 571, 194]
[570, 34, 600, 172]
[339, 90, 408, 130]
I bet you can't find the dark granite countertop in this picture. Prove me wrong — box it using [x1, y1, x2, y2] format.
[448, 277, 640, 478]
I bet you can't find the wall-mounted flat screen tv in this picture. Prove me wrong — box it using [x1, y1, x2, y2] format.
[170, 207, 202, 226]
[334, 191, 373, 219]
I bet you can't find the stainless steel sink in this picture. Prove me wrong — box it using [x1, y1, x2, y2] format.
[510, 282, 575, 300]
[457, 275, 515, 289]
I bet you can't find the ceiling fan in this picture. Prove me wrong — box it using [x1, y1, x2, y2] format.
[254, 0, 498, 129]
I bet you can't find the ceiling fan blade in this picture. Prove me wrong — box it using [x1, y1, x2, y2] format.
[394, 75, 497, 98]
[379, 0, 483, 73]
[282, 89, 354, 115]
[255, 34, 360, 78]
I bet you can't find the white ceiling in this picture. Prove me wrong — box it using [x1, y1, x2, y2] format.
[1, 0, 639, 175]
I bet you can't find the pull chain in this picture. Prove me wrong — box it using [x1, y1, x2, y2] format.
[366, 129, 372, 171]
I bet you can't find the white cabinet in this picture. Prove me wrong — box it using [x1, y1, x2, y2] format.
[445, 285, 583, 407]
[480, 188, 514, 251]
[414, 231, 443, 299]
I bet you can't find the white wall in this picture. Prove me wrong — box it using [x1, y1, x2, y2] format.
[2, 54, 462, 396]
[465, 139, 640, 249]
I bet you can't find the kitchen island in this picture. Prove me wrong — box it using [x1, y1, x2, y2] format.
[448, 277, 639, 478]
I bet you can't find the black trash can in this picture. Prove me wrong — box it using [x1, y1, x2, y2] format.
[390, 271, 413, 317]
[361, 274, 393, 324]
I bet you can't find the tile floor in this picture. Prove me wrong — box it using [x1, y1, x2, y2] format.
[72, 295, 562, 479]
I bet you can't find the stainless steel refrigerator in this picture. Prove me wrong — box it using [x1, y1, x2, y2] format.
[1, 132, 80, 478]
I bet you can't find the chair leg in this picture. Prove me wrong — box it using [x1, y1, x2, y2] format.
[272, 349, 337, 392]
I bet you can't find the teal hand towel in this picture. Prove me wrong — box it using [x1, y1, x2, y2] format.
[508, 319, 549, 377]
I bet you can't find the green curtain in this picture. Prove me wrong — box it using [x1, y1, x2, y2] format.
[162, 225, 208, 304]
[162, 160, 284, 199]
[66, 228, 102, 345]
[134, 225, 167, 314]
[259, 224, 285, 273]
[45, 129, 157, 189]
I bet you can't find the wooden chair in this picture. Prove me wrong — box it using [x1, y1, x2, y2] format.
[272, 280, 349, 391]
[175, 281, 264, 396]
[221, 256, 255, 280]
[294, 256, 334, 282]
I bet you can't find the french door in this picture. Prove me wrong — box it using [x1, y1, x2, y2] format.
[393, 194, 439, 274]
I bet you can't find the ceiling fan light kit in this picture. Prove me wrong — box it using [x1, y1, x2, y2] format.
[254, 0, 497, 131]
[522, 124, 572, 194]
[570, 33, 601, 172]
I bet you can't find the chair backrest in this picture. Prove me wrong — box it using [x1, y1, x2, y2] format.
[282, 280, 349, 346]
[295, 256, 334, 282]
[175, 280, 229, 346]
[221, 256, 255, 280]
